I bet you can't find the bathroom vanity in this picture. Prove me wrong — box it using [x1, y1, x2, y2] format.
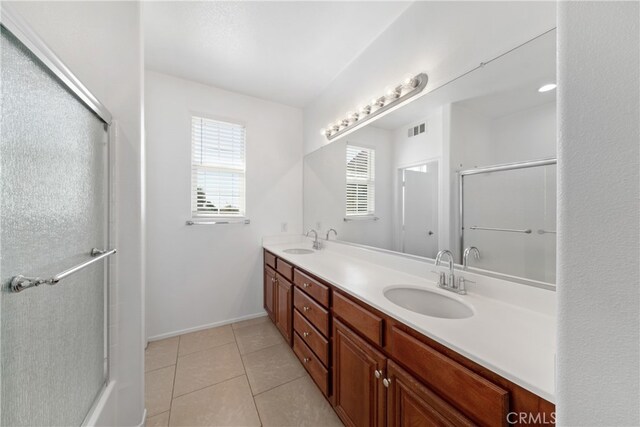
[262, 242, 555, 427]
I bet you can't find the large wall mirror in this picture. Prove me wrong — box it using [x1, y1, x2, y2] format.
[304, 29, 556, 288]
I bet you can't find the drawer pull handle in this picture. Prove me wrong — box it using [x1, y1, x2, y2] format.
[302, 332, 310, 338]
[303, 357, 310, 363]
[303, 282, 310, 288]
[303, 306, 310, 312]
[382, 378, 391, 388]
[374, 369, 382, 379]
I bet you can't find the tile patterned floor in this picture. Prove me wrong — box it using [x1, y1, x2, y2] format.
[145, 316, 343, 426]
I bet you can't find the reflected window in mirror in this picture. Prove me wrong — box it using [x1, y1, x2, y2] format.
[346, 145, 376, 217]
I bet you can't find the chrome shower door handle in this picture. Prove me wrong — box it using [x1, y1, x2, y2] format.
[10, 248, 117, 293]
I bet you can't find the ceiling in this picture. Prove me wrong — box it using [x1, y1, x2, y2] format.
[456, 82, 556, 120]
[143, 1, 412, 108]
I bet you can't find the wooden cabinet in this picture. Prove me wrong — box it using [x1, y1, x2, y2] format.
[264, 265, 276, 321]
[333, 319, 386, 427]
[386, 360, 474, 427]
[264, 250, 276, 270]
[388, 326, 508, 426]
[333, 291, 384, 346]
[293, 269, 330, 306]
[293, 287, 329, 336]
[293, 333, 329, 395]
[275, 272, 292, 344]
[262, 251, 555, 426]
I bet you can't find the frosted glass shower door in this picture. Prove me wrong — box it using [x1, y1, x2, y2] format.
[0, 26, 110, 426]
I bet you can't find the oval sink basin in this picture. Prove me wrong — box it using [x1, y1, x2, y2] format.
[283, 248, 314, 255]
[384, 287, 474, 319]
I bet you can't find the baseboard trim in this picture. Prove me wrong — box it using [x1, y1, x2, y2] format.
[146, 311, 268, 342]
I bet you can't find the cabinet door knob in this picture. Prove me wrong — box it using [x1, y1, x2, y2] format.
[302, 332, 310, 338]
[303, 357, 310, 363]
[303, 306, 310, 312]
[303, 282, 310, 288]
[382, 378, 391, 388]
[374, 369, 382, 379]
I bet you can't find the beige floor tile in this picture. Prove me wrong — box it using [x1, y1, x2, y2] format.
[145, 365, 175, 417]
[231, 314, 270, 330]
[146, 337, 179, 372]
[233, 320, 284, 355]
[255, 375, 343, 426]
[173, 342, 245, 397]
[242, 342, 306, 395]
[170, 376, 261, 427]
[178, 325, 235, 356]
[146, 411, 170, 427]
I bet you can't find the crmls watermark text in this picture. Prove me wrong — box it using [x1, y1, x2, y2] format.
[507, 412, 556, 425]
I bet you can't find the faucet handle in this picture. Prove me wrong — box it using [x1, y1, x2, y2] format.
[456, 276, 473, 294]
[430, 270, 446, 286]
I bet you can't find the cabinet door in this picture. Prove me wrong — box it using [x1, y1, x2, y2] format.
[264, 267, 276, 321]
[387, 360, 474, 427]
[333, 319, 386, 427]
[275, 274, 292, 344]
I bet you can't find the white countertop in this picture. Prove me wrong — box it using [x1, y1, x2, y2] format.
[263, 236, 556, 402]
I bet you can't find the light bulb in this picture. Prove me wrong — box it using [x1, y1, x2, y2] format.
[538, 83, 557, 93]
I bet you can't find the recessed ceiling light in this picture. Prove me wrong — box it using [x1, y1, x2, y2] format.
[538, 83, 557, 93]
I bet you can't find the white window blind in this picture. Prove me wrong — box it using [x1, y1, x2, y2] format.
[346, 145, 375, 216]
[191, 116, 246, 217]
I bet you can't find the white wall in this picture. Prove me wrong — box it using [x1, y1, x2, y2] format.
[5, 2, 145, 426]
[303, 1, 556, 155]
[557, 1, 639, 425]
[145, 71, 303, 340]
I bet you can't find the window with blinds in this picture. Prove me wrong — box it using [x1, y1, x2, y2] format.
[346, 145, 375, 216]
[191, 116, 246, 217]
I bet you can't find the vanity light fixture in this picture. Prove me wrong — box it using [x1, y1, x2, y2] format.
[321, 72, 428, 141]
[538, 83, 557, 93]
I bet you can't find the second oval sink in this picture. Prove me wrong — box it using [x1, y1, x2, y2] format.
[283, 248, 314, 255]
[384, 287, 474, 319]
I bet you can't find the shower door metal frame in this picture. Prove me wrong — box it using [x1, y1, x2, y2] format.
[457, 157, 557, 289]
[0, 5, 112, 125]
[1, 3, 115, 424]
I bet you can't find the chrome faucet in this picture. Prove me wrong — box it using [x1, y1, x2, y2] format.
[326, 228, 337, 240]
[462, 246, 480, 269]
[433, 249, 466, 295]
[457, 247, 480, 293]
[306, 229, 321, 250]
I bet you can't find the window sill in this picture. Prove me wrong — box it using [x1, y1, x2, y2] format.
[343, 216, 379, 222]
[186, 218, 250, 226]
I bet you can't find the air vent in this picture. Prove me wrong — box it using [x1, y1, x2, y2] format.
[407, 121, 426, 137]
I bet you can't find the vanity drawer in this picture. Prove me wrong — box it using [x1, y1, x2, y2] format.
[276, 258, 293, 281]
[293, 287, 329, 337]
[333, 291, 384, 347]
[293, 332, 329, 396]
[389, 326, 509, 427]
[293, 308, 329, 366]
[264, 250, 276, 269]
[293, 269, 330, 307]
